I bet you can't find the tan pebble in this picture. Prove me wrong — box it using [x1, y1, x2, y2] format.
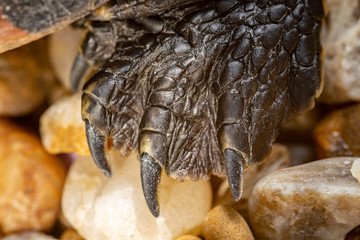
[60, 229, 84, 240]
[319, 0, 360, 103]
[175, 235, 201, 240]
[0, 119, 66, 234]
[202, 205, 254, 240]
[314, 103, 360, 158]
[0, 40, 54, 116]
[249, 157, 360, 240]
[40, 93, 90, 155]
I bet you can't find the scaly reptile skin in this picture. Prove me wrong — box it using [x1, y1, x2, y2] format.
[0, 0, 325, 217]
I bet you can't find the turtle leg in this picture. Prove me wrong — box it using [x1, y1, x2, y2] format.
[80, 0, 326, 217]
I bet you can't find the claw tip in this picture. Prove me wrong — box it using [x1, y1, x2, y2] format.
[149, 206, 160, 217]
[224, 148, 244, 202]
[101, 168, 112, 178]
[140, 152, 162, 217]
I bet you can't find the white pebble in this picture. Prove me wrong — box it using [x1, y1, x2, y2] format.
[62, 151, 212, 240]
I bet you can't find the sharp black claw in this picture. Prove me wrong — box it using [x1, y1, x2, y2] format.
[85, 118, 112, 177]
[224, 148, 244, 201]
[70, 53, 92, 92]
[140, 152, 161, 217]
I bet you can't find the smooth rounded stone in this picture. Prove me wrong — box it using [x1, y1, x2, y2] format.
[40, 92, 90, 156]
[320, 0, 360, 103]
[214, 143, 290, 221]
[0, 119, 66, 233]
[62, 151, 212, 240]
[2, 232, 58, 240]
[314, 104, 360, 158]
[0, 119, 65, 234]
[60, 229, 83, 240]
[248, 157, 360, 240]
[0, 40, 54, 116]
[202, 205, 255, 240]
[175, 235, 201, 240]
[48, 26, 84, 90]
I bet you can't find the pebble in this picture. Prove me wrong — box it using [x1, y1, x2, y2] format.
[2, 232, 58, 240]
[0, 40, 54, 116]
[248, 157, 360, 240]
[48, 26, 84, 90]
[202, 205, 255, 240]
[320, 0, 360, 103]
[62, 151, 212, 240]
[40, 93, 90, 156]
[314, 103, 360, 158]
[0, 119, 66, 234]
[214, 143, 290, 221]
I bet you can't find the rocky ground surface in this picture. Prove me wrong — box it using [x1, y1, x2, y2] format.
[0, 0, 359, 239]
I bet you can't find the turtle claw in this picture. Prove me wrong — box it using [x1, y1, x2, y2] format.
[70, 53, 92, 92]
[85, 118, 112, 177]
[140, 152, 161, 217]
[224, 148, 244, 201]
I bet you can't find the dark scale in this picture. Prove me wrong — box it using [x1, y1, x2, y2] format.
[0, 0, 325, 217]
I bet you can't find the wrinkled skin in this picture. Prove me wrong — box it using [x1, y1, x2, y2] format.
[0, 0, 325, 217]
